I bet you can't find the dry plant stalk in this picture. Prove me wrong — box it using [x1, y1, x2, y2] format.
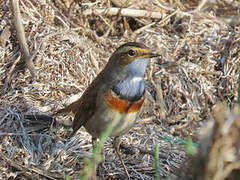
[5, 53, 21, 83]
[0, 151, 61, 180]
[83, 7, 165, 19]
[10, 0, 37, 78]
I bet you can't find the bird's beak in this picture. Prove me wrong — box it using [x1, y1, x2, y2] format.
[148, 53, 161, 58]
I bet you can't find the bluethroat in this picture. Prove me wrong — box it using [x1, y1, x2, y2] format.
[55, 42, 160, 179]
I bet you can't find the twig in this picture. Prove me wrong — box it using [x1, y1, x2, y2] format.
[10, 0, 37, 78]
[132, 22, 156, 37]
[158, 10, 178, 26]
[5, 52, 21, 85]
[0, 132, 53, 137]
[83, 8, 166, 19]
[131, 10, 178, 38]
[120, 143, 169, 159]
[196, 0, 208, 11]
[0, 152, 60, 180]
[47, 0, 78, 28]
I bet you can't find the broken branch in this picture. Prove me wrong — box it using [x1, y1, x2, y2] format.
[83, 7, 166, 19]
[10, 0, 37, 78]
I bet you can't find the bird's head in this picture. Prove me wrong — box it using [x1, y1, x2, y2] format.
[110, 42, 159, 65]
[109, 42, 160, 77]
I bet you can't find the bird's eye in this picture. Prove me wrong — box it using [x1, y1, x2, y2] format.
[128, 50, 135, 56]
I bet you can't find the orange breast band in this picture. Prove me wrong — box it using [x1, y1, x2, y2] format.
[104, 91, 145, 113]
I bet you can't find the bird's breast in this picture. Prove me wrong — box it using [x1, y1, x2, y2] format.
[104, 91, 145, 113]
[84, 90, 145, 138]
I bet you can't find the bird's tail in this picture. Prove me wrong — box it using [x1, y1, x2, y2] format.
[54, 105, 72, 115]
[54, 99, 81, 116]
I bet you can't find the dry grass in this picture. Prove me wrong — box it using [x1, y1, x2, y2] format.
[0, 0, 239, 179]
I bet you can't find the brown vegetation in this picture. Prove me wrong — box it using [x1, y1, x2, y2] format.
[0, 0, 239, 179]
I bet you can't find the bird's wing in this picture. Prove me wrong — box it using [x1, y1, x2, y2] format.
[58, 63, 122, 136]
[71, 86, 98, 136]
[55, 70, 104, 117]
[70, 68, 111, 136]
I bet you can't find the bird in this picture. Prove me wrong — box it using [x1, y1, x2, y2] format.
[55, 42, 160, 179]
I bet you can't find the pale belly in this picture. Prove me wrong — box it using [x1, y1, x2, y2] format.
[84, 105, 140, 138]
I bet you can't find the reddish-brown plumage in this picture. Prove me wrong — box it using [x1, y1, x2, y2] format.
[104, 91, 145, 113]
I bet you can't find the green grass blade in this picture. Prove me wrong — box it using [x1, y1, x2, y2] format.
[80, 119, 118, 180]
[154, 143, 160, 180]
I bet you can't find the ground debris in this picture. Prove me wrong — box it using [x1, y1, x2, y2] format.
[0, 0, 240, 179]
